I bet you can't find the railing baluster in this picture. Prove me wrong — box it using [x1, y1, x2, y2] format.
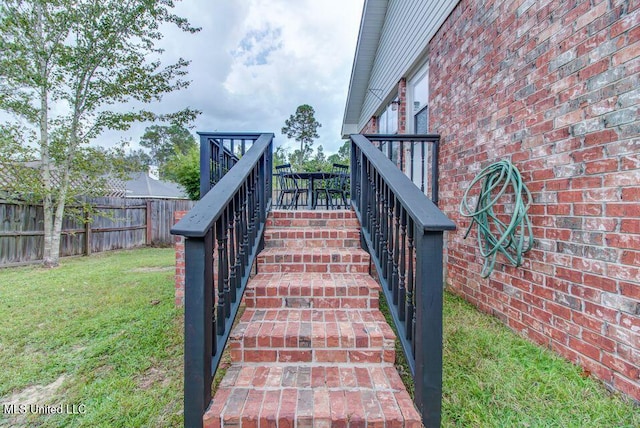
[243, 181, 251, 269]
[398, 208, 406, 321]
[386, 185, 395, 294]
[216, 214, 227, 334]
[249, 169, 257, 244]
[432, 140, 439, 206]
[391, 193, 399, 306]
[228, 196, 237, 297]
[406, 217, 414, 342]
[369, 166, 376, 249]
[234, 193, 242, 288]
[380, 179, 389, 280]
[421, 141, 425, 193]
[410, 140, 415, 183]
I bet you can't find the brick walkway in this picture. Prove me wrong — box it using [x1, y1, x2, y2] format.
[204, 210, 421, 427]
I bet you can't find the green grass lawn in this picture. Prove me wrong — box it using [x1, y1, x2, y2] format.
[0, 248, 183, 427]
[442, 292, 638, 427]
[0, 248, 637, 427]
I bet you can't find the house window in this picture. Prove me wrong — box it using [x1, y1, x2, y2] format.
[377, 97, 400, 164]
[408, 64, 431, 194]
[377, 98, 398, 134]
[410, 65, 429, 133]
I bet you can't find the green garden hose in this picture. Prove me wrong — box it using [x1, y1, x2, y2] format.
[459, 160, 534, 278]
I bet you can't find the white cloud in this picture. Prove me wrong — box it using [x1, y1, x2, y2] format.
[97, 0, 364, 155]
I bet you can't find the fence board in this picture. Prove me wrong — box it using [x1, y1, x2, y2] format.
[0, 197, 195, 267]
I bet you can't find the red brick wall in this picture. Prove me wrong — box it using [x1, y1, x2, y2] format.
[428, 0, 639, 400]
[362, 116, 378, 134]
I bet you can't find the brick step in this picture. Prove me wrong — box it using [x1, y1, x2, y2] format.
[257, 248, 370, 274]
[229, 308, 396, 364]
[266, 209, 360, 229]
[204, 365, 422, 428]
[263, 227, 361, 249]
[243, 273, 380, 309]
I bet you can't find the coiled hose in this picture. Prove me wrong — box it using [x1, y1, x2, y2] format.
[459, 160, 534, 278]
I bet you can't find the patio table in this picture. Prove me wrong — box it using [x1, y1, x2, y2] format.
[284, 171, 340, 209]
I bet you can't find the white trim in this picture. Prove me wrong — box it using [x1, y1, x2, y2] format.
[407, 62, 429, 134]
[341, 123, 359, 138]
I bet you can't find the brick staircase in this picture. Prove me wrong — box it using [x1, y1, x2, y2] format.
[203, 210, 422, 427]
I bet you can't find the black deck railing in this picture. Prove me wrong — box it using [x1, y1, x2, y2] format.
[364, 134, 440, 205]
[350, 134, 455, 427]
[171, 133, 273, 428]
[198, 132, 262, 198]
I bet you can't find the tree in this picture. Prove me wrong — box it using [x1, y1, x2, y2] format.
[0, 0, 199, 267]
[327, 140, 351, 166]
[273, 145, 290, 168]
[303, 144, 329, 172]
[164, 145, 199, 200]
[123, 149, 152, 172]
[139, 124, 196, 177]
[281, 104, 321, 169]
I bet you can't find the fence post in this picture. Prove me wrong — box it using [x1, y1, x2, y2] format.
[84, 209, 92, 256]
[413, 228, 444, 428]
[184, 230, 214, 428]
[146, 200, 153, 245]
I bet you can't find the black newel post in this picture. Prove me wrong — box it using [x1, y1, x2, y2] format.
[413, 229, 444, 428]
[184, 230, 214, 428]
[199, 135, 212, 198]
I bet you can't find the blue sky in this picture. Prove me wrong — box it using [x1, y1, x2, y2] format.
[102, 0, 365, 155]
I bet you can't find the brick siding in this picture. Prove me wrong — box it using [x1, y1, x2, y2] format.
[426, 0, 639, 400]
[362, 116, 378, 134]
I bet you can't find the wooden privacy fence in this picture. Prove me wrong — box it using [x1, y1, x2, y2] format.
[0, 197, 195, 267]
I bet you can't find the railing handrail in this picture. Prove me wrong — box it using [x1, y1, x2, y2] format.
[350, 133, 455, 427]
[173, 133, 274, 238]
[363, 133, 440, 141]
[350, 134, 455, 232]
[197, 131, 264, 139]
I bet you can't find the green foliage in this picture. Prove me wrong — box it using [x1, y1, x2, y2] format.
[123, 148, 153, 172]
[163, 145, 200, 200]
[327, 140, 350, 166]
[299, 144, 329, 172]
[272, 140, 350, 174]
[273, 145, 290, 168]
[0, 0, 200, 266]
[139, 124, 197, 178]
[281, 104, 321, 169]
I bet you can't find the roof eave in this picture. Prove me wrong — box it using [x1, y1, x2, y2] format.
[341, 0, 389, 135]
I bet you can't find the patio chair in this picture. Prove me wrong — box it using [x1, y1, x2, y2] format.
[312, 163, 349, 209]
[275, 164, 306, 209]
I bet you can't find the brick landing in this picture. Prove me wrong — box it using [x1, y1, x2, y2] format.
[204, 210, 421, 427]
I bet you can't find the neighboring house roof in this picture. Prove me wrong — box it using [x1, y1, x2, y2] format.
[124, 172, 187, 199]
[0, 160, 126, 197]
[342, 0, 460, 137]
